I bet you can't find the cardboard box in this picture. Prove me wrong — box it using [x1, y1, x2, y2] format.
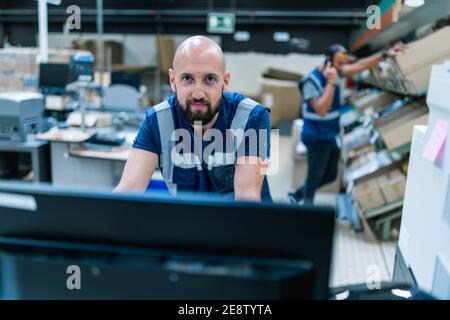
[379, 113, 429, 150]
[396, 55, 450, 94]
[373, 101, 428, 151]
[373, 100, 427, 128]
[384, 26, 450, 94]
[263, 68, 302, 82]
[0, 48, 36, 91]
[111, 64, 154, 73]
[395, 26, 450, 75]
[0, 47, 76, 91]
[350, 90, 398, 113]
[156, 34, 176, 72]
[72, 40, 123, 68]
[259, 68, 302, 128]
[347, 88, 373, 105]
[48, 48, 77, 64]
[377, 170, 406, 204]
[348, 144, 376, 162]
[353, 178, 386, 212]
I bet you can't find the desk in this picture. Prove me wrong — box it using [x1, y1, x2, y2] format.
[50, 142, 128, 188]
[38, 127, 162, 188]
[69, 148, 130, 162]
[0, 140, 50, 182]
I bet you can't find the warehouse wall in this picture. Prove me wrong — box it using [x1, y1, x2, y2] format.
[46, 32, 323, 97]
[0, 0, 378, 54]
[5, 24, 351, 55]
[47, 33, 222, 66]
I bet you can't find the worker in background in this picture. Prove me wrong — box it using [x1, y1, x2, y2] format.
[115, 36, 272, 202]
[289, 43, 407, 205]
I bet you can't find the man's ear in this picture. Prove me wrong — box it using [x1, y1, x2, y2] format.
[223, 71, 231, 91]
[168, 68, 176, 92]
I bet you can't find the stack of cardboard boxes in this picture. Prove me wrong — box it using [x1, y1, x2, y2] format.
[368, 26, 450, 95]
[0, 48, 37, 91]
[259, 68, 302, 128]
[156, 34, 176, 73]
[72, 39, 123, 69]
[353, 169, 406, 212]
[0, 48, 76, 92]
[348, 89, 399, 115]
[374, 101, 429, 150]
[341, 25, 450, 240]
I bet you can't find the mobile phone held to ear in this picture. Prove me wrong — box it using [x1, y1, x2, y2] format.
[324, 57, 332, 67]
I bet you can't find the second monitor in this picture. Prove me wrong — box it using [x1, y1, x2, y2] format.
[38, 63, 70, 95]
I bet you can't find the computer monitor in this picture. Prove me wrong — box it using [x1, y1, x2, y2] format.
[0, 181, 335, 299]
[0, 236, 316, 300]
[111, 71, 141, 90]
[38, 63, 70, 95]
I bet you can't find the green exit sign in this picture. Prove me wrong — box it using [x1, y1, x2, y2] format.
[207, 12, 235, 34]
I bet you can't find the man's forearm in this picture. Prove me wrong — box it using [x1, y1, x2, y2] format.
[355, 51, 385, 71]
[342, 51, 387, 76]
[313, 83, 335, 116]
[234, 157, 265, 202]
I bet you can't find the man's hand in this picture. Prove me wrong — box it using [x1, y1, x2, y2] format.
[386, 43, 408, 58]
[324, 62, 338, 85]
[310, 62, 337, 116]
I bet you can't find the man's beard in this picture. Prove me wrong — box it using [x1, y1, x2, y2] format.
[178, 94, 223, 126]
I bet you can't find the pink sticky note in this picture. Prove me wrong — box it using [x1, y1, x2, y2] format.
[422, 120, 448, 163]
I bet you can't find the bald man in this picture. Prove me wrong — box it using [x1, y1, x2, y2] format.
[115, 36, 272, 202]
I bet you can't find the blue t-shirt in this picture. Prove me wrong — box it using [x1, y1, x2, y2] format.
[133, 92, 271, 193]
[300, 67, 341, 144]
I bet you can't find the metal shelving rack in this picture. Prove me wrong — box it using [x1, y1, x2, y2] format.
[342, 94, 418, 240]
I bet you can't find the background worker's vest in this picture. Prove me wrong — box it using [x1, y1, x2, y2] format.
[300, 67, 341, 144]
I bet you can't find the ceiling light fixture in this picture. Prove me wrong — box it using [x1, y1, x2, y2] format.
[405, 0, 425, 8]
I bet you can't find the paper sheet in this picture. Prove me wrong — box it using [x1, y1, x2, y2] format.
[422, 119, 448, 162]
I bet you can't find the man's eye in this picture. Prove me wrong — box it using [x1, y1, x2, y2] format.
[182, 75, 192, 81]
[205, 76, 216, 83]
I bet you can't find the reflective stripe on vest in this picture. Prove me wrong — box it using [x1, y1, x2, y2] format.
[302, 102, 340, 121]
[171, 151, 236, 171]
[154, 101, 177, 194]
[307, 73, 323, 92]
[302, 73, 340, 122]
[230, 98, 260, 151]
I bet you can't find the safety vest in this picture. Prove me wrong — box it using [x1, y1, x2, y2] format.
[301, 68, 340, 122]
[300, 68, 341, 143]
[153, 97, 272, 201]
